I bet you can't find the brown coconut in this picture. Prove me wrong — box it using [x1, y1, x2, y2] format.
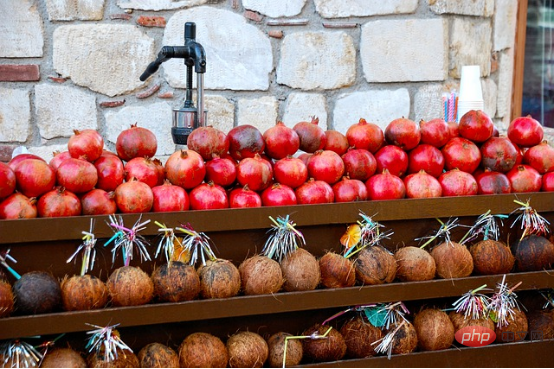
[137, 342, 179, 368]
[87, 348, 139, 368]
[151, 261, 200, 302]
[267, 332, 303, 368]
[61, 274, 108, 311]
[319, 252, 356, 289]
[387, 321, 418, 355]
[449, 311, 495, 332]
[394, 246, 436, 282]
[413, 308, 454, 351]
[495, 309, 528, 343]
[239, 255, 283, 295]
[430, 242, 474, 279]
[13, 271, 62, 314]
[527, 309, 554, 339]
[512, 235, 554, 272]
[197, 259, 241, 299]
[107, 266, 154, 307]
[280, 248, 320, 292]
[354, 246, 397, 285]
[470, 240, 515, 275]
[302, 324, 346, 363]
[227, 331, 269, 368]
[178, 332, 228, 368]
[40, 347, 86, 368]
[339, 316, 382, 358]
[0, 279, 14, 317]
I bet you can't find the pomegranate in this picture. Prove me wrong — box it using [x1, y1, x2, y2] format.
[81, 189, 117, 215]
[441, 137, 481, 173]
[165, 150, 206, 190]
[307, 150, 345, 185]
[261, 183, 297, 206]
[227, 124, 265, 161]
[385, 117, 420, 151]
[229, 185, 262, 208]
[524, 141, 554, 174]
[341, 149, 377, 181]
[68, 129, 104, 162]
[37, 187, 82, 217]
[508, 115, 544, 147]
[295, 179, 334, 204]
[186, 126, 229, 161]
[324, 130, 349, 156]
[114, 178, 154, 213]
[8, 153, 45, 171]
[374, 145, 409, 177]
[419, 118, 450, 148]
[152, 180, 190, 212]
[480, 136, 519, 172]
[365, 169, 406, 200]
[0, 193, 37, 219]
[0, 162, 16, 199]
[293, 117, 327, 153]
[57, 158, 98, 194]
[332, 177, 368, 202]
[345, 118, 385, 153]
[94, 152, 125, 192]
[124, 157, 163, 188]
[205, 155, 237, 187]
[408, 144, 445, 178]
[404, 170, 442, 198]
[438, 169, 478, 196]
[263, 121, 300, 160]
[49, 151, 72, 172]
[542, 172, 554, 191]
[273, 157, 308, 189]
[189, 182, 229, 210]
[116, 123, 157, 161]
[475, 170, 511, 194]
[506, 165, 542, 193]
[14, 159, 56, 198]
[447, 121, 459, 139]
[236, 154, 273, 191]
[458, 110, 494, 143]
[297, 152, 313, 166]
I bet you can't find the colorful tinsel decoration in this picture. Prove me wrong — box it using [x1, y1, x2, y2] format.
[452, 284, 491, 320]
[262, 215, 305, 262]
[510, 200, 551, 240]
[487, 275, 524, 328]
[85, 323, 133, 363]
[0, 248, 20, 280]
[176, 224, 217, 266]
[341, 212, 393, 259]
[416, 217, 461, 249]
[0, 339, 43, 368]
[460, 210, 508, 244]
[66, 219, 98, 276]
[105, 215, 151, 267]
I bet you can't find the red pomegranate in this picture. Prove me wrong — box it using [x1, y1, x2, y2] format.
[385, 117, 420, 151]
[341, 149, 377, 181]
[374, 145, 409, 177]
[8, 153, 45, 171]
[14, 159, 56, 198]
[124, 157, 163, 188]
[404, 171, 442, 198]
[542, 172, 554, 191]
[0, 162, 16, 199]
[273, 157, 308, 189]
[186, 126, 229, 161]
[438, 169, 478, 196]
[114, 178, 154, 213]
[49, 151, 72, 172]
[442, 137, 481, 173]
[81, 189, 117, 215]
[68, 129, 104, 162]
[189, 182, 229, 210]
[524, 141, 554, 174]
[324, 130, 349, 156]
[419, 118, 450, 148]
[205, 155, 237, 187]
[293, 117, 327, 153]
[475, 170, 511, 194]
[447, 121, 459, 139]
[480, 136, 519, 173]
[263, 121, 300, 160]
[37, 187, 82, 217]
[227, 124, 265, 161]
[236, 154, 273, 191]
[458, 110, 494, 143]
[295, 179, 334, 204]
[152, 180, 190, 212]
[508, 115, 544, 147]
[261, 183, 297, 206]
[346, 118, 385, 153]
[57, 158, 98, 194]
[408, 144, 445, 178]
[506, 165, 542, 193]
[0, 193, 37, 219]
[229, 185, 262, 208]
[165, 150, 206, 190]
[307, 150, 345, 185]
[94, 152, 125, 192]
[332, 177, 368, 202]
[116, 123, 157, 161]
[365, 169, 406, 200]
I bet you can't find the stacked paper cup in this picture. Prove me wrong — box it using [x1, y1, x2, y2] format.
[457, 65, 484, 121]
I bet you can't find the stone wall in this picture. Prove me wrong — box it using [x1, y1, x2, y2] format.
[0, 0, 519, 162]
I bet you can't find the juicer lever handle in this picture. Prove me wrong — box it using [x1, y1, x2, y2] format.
[139, 46, 174, 81]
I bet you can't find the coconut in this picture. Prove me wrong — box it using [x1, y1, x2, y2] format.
[87, 348, 139, 368]
[413, 308, 454, 351]
[512, 235, 554, 272]
[178, 332, 228, 368]
[280, 248, 320, 292]
[13, 271, 62, 314]
[339, 316, 382, 358]
[495, 309, 528, 343]
[267, 332, 303, 368]
[319, 252, 356, 289]
[137, 342, 179, 368]
[61, 274, 108, 311]
[40, 347, 86, 368]
[227, 331, 268, 368]
[394, 246, 436, 282]
[302, 324, 346, 363]
[151, 261, 200, 302]
[387, 321, 418, 355]
[527, 309, 554, 339]
[449, 311, 495, 332]
[107, 266, 154, 307]
[354, 246, 397, 285]
[470, 240, 515, 275]
[239, 255, 283, 295]
[0, 279, 14, 317]
[430, 242, 474, 279]
[197, 259, 241, 299]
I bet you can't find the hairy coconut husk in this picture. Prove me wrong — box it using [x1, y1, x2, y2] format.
[319, 252, 356, 289]
[449, 311, 495, 332]
[137, 342, 179, 368]
[387, 321, 418, 355]
[178, 332, 228, 368]
[151, 261, 200, 302]
[302, 324, 346, 363]
[0, 279, 14, 318]
[280, 248, 320, 292]
[107, 266, 154, 307]
[430, 242, 474, 279]
[394, 246, 436, 282]
[197, 259, 241, 299]
[239, 255, 283, 295]
[40, 347, 86, 368]
[267, 332, 303, 368]
[527, 309, 554, 339]
[413, 308, 454, 351]
[87, 348, 139, 368]
[227, 331, 268, 368]
[470, 240, 515, 275]
[495, 309, 528, 343]
[512, 235, 554, 272]
[13, 271, 62, 314]
[61, 274, 108, 311]
[339, 316, 382, 358]
[354, 246, 397, 285]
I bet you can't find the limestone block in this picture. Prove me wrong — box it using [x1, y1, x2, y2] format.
[0, 88, 31, 143]
[429, 0, 494, 17]
[237, 96, 278, 134]
[282, 93, 328, 128]
[117, 0, 208, 10]
[0, 1, 44, 57]
[243, 0, 306, 17]
[205, 95, 235, 133]
[450, 18, 493, 78]
[482, 77, 498, 120]
[315, 0, 418, 18]
[496, 50, 514, 119]
[494, 0, 517, 51]
[414, 84, 447, 122]
[46, 0, 106, 21]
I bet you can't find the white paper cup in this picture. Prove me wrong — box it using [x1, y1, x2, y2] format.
[459, 65, 483, 101]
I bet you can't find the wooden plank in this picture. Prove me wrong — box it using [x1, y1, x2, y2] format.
[511, 0, 529, 120]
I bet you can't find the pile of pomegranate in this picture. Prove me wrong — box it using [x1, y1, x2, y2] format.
[0, 111, 552, 218]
